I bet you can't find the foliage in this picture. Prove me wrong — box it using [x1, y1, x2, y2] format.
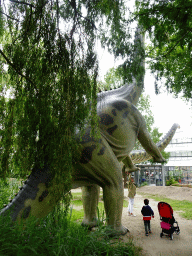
[0, 179, 11, 209]
[0, 0, 148, 185]
[0, 178, 23, 209]
[137, 94, 156, 134]
[167, 168, 184, 183]
[0, 0, 139, 213]
[0, 1, 98, 192]
[173, 167, 184, 181]
[140, 181, 148, 187]
[135, 0, 192, 99]
[166, 177, 178, 186]
[103, 67, 124, 89]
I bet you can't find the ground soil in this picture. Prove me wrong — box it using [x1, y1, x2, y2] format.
[121, 186, 192, 256]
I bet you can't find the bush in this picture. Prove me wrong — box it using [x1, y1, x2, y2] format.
[0, 179, 10, 208]
[166, 177, 178, 186]
[0, 178, 23, 209]
[140, 181, 148, 187]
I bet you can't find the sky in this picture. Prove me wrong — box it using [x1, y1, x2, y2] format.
[97, 46, 192, 139]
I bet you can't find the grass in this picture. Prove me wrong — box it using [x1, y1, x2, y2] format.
[71, 199, 83, 206]
[72, 192, 84, 200]
[0, 179, 142, 256]
[0, 212, 142, 256]
[138, 193, 192, 220]
[123, 199, 128, 208]
[69, 208, 84, 222]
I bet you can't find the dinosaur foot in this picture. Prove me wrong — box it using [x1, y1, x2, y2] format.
[118, 225, 129, 236]
[81, 218, 100, 230]
[152, 156, 166, 163]
[105, 225, 129, 237]
[127, 167, 140, 173]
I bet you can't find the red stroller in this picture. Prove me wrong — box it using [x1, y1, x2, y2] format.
[158, 202, 180, 240]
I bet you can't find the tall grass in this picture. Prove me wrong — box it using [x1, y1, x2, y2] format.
[0, 210, 141, 256]
[0, 179, 142, 256]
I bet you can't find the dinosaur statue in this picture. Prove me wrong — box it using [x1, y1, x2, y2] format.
[0, 27, 179, 235]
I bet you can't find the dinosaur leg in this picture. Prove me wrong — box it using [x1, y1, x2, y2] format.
[122, 155, 140, 173]
[97, 140, 128, 235]
[138, 124, 166, 163]
[103, 177, 128, 235]
[76, 137, 128, 235]
[81, 184, 100, 228]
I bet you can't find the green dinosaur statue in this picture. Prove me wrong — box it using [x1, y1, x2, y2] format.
[0, 26, 179, 235]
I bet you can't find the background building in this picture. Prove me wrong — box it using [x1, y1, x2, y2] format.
[130, 130, 192, 187]
[164, 130, 192, 185]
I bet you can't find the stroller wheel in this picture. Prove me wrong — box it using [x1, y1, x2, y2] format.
[176, 231, 180, 235]
[160, 232, 163, 238]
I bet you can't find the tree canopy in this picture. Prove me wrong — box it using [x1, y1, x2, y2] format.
[135, 0, 192, 99]
[0, 0, 139, 182]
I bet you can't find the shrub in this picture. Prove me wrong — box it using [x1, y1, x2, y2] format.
[140, 181, 148, 187]
[166, 177, 178, 186]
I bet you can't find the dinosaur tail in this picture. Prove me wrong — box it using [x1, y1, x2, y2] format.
[130, 123, 180, 164]
[0, 167, 62, 222]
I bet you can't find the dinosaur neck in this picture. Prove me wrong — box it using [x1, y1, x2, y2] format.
[97, 25, 145, 106]
[132, 25, 145, 104]
[126, 79, 143, 105]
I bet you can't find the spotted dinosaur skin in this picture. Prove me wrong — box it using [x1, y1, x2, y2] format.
[0, 27, 179, 235]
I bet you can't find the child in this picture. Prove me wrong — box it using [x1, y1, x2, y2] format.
[141, 199, 154, 236]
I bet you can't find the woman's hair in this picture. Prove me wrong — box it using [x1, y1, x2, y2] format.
[144, 199, 149, 205]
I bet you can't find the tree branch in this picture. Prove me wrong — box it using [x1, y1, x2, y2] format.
[0, 49, 38, 93]
[162, 30, 191, 58]
[9, 0, 35, 8]
[0, 10, 20, 22]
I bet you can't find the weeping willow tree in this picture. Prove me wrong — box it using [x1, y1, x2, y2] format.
[135, 0, 192, 98]
[0, 1, 138, 209]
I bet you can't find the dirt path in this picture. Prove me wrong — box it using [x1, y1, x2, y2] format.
[138, 185, 192, 202]
[121, 187, 192, 256]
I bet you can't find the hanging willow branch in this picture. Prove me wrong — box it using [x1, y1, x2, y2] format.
[0, 49, 38, 93]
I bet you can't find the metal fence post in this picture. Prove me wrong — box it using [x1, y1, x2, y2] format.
[162, 165, 165, 186]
